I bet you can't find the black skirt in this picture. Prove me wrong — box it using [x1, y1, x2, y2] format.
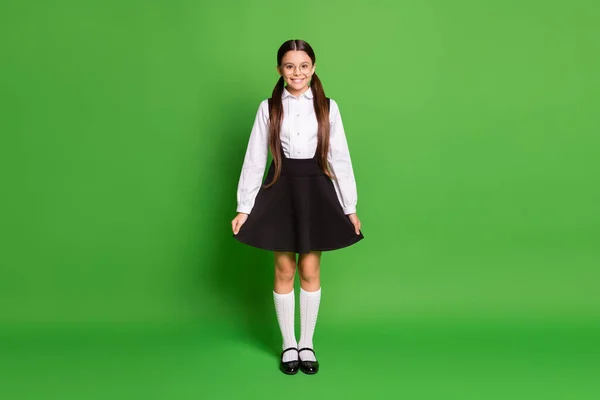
[233, 149, 364, 254]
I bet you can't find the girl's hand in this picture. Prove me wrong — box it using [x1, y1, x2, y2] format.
[232, 213, 249, 235]
[348, 213, 361, 235]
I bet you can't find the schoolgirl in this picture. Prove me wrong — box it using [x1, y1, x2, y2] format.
[231, 39, 364, 375]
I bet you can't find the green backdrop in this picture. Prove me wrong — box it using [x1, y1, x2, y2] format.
[1, 0, 599, 398]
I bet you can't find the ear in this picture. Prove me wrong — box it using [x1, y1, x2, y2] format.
[276, 65, 282, 76]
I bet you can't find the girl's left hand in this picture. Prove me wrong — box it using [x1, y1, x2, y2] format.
[348, 213, 361, 235]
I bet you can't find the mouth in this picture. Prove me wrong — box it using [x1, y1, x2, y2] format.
[290, 78, 304, 84]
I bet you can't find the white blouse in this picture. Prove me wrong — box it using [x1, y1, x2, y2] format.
[236, 86, 358, 215]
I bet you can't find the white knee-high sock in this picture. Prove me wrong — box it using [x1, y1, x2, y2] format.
[273, 289, 298, 362]
[298, 287, 321, 362]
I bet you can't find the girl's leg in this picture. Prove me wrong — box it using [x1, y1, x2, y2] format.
[297, 251, 322, 363]
[274, 251, 297, 294]
[273, 251, 298, 363]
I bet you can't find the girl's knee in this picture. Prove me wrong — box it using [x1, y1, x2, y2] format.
[299, 265, 320, 283]
[274, 252, 297, 281]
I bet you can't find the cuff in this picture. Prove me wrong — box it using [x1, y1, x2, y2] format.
[342, 206, 356, 215]
[236, 205, 252, 214]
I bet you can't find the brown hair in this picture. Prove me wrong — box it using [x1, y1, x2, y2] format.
[263, 39, 333, 189]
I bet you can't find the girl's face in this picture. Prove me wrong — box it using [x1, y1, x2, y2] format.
[277, 50, 316, 94]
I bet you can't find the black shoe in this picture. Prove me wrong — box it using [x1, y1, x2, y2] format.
[279, 347, 299, 375]
[298, 348, 319, 375]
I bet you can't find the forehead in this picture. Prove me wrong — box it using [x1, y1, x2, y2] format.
[281, 50, 312, 64]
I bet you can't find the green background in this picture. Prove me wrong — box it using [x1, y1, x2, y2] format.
[1, 0, 599, 398]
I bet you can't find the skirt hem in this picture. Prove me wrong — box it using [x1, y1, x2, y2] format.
[232, 233, 364, 254]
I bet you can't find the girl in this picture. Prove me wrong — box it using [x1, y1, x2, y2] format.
[231, 39, 364, 375]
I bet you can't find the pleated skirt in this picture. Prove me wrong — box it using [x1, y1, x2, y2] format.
[233, 153, 364, 254]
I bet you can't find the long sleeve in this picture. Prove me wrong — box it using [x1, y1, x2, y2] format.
[236, 100, 269, 214]
[327, 99, 358, 215]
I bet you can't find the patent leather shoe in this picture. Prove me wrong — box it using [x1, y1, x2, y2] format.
[298, 347, 319, 375]
[279, 347, 299, 375]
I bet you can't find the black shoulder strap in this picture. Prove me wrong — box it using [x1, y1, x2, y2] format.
[268, 97, 330, 113]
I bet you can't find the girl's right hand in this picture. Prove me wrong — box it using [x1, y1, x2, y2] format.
[232, 213, 249, 235]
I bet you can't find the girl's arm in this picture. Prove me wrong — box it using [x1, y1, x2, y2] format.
[236, 100, 269, 214]
[327, 99, 358, 215]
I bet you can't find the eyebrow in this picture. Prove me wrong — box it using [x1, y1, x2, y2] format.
[282, 62, 311, 65]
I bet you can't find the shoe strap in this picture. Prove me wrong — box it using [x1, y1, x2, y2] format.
[281, 347, 299, 357]
[297, 347, 315, 355]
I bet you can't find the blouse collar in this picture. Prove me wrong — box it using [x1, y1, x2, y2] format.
[282, 86, 314, 100]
